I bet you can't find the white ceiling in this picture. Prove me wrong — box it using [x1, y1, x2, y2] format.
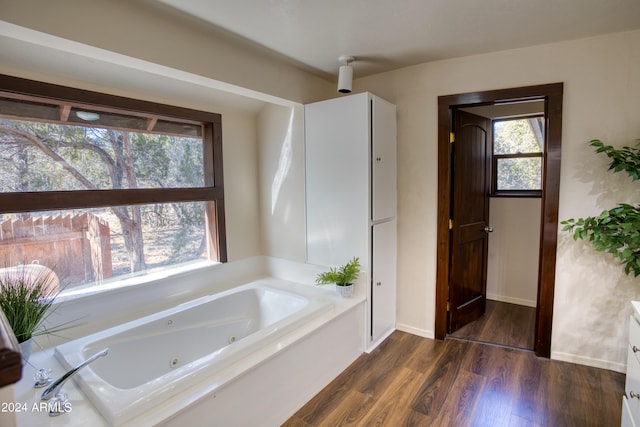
[154, 0, 640, 79]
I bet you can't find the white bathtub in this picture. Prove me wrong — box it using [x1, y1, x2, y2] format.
[53, 278, 333, 426]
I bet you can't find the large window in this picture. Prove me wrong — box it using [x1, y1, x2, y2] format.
[0, 74, 226, 294]
[492, 116, 544, 196]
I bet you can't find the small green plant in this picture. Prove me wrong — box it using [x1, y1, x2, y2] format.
[0, 265, 63, 343]
[562, 139, 640, 276]
[315, 257, 361, 287]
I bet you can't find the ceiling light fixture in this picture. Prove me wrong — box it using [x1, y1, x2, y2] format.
[337, 55, 355, 94]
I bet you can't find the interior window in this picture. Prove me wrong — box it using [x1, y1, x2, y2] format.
[492, 116, 544, 196]
[0, 75, 226, 295]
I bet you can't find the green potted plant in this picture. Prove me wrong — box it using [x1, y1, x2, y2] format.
[0, 264, 63, 360]
[562, 139, 640, 276]
[315, 257, 361, 297]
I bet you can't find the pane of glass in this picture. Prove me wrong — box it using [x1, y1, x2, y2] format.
[0, 98, 60, 122]
[496, 157, 542, 191]
[0, 118, 204, 192]
[0, 202, 213, 293]
[494, 117, 544, 155]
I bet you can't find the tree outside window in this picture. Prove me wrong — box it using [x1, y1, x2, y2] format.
[492, 116, 544, 196]
[0, 75, 225, 291]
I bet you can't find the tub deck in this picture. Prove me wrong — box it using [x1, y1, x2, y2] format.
[12, 273, 364, 427]
[53, 279, 333, 425]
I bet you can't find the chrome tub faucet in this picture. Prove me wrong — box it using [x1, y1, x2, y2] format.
[41, 348, 109, 401]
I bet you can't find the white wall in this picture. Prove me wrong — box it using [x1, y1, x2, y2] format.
[222, 112, 262, 261]
[257, 104, 307, 261]
[356, 29, 640, 371]
[486, 198, 540, 307]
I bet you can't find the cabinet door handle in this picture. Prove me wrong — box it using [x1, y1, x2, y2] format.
[630, 391, 640, 399]
[376, 281, 382, 286]
[376, 157, 382, 162]
[634, 345, 640, 353]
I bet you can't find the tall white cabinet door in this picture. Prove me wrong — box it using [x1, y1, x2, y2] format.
[305, 94, 369, 266]
[371, 96, 397, 222]
[371, 219, 397, 343]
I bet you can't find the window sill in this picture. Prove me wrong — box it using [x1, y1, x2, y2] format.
[490, 191, 542, 198]
[58, 260, 220, 304]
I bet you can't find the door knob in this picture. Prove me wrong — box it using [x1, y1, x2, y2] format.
[484, 226, 494, 233]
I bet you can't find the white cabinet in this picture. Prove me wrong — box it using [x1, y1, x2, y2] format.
[371, 219, 396, 342]
[623, 304, 640, 426]
[305, 92, 397, 351]
[624, 396, 637, 427]
[371, 97, 397, 221]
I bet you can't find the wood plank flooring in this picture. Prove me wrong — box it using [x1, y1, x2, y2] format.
[449, 300, 536, 350]
[283, 331, 624, 427]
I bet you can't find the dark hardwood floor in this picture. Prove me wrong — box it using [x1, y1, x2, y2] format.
[283, 331, 624, 427]
[449, 300, 536, 350]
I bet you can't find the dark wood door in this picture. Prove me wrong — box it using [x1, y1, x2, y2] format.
[448, 110, 491, 333]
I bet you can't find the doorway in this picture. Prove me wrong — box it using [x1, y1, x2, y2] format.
[451, 104, 543, 350]
[435, 84, 563, 358]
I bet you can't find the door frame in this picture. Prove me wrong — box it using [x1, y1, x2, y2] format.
[435, 83, 563, 358]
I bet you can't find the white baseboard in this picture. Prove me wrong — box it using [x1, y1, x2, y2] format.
[551, 351, 626, 373]
[487, 293, 537, 308]
[396, 323, 434, 339]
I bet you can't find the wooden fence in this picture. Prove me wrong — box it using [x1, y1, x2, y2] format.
[0, 213, 112, 286]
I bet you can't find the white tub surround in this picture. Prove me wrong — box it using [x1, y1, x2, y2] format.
[54, 280, 332, 425]
[163, 303, 363, 426]
[12, 257, 365, 426]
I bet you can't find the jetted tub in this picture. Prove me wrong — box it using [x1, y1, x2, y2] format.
[53, 278, 333, 426]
